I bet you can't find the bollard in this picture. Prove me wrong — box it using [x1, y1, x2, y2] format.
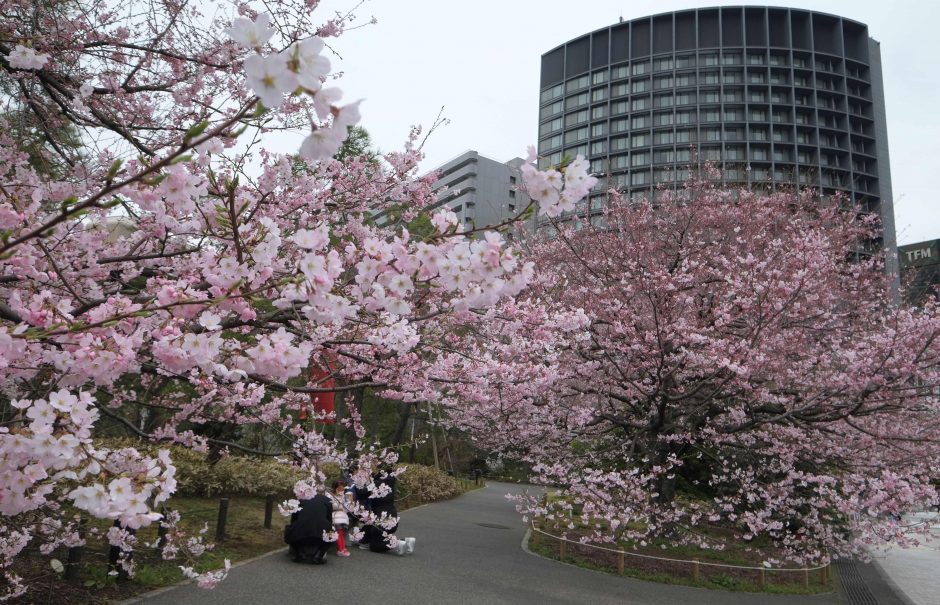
[617, 551, 625, 574]
[802, 568, 809, 589]
[157, 521, 169, 549]
[532, 528, 541, 547]
[758, 568, 766, 589]
[822, 564, 830, 585]
[64, 518, 87, 582]
[692, 559, 700, 583]
[558, 538, 567, 561]
[107, 520, 134, 583]
[264, 495, 274, 529]
[216, 498, 230, 542]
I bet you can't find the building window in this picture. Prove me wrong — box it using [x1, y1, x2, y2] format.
[565, 109, 589, 127]
[676, 72, 696, 87]
[612, 82, 629, 97]
[654, 57, 674, 71]
[566, 144, 588, 157]
[724, 108, 743, 121]
[676, 110, 695, 124]
[748, 53, 765, 65]
[632, 114, 651, 129]
[631, 170, 650, 185]
[703, 109, 720, 122]
[632, 96, 651, 111]
[699, 71, 719, 86]
[702, 53, 719, 66]
[654, 93, 674, 108]
[539, 117, 563, 136]
[566, 74, 590, 92]
[750, 127, 768, 141]
[612, 65, 629, 80]
[701, 90, 720, 103]
[751, 148, 768, 161]
[654, 112, 674, 126]
[590, 158, 608, 173]
[509, 190, 516, 199]
[564, 127, 589, 145]
[750, 109, 767, 121]
[540, 83, 563, 104]
[723, 71, 743, 84]
[725, 146, 745, 160]
[592, 70, 608, 85]
[676, 129, 694, 143]
[610, 136, 629, 152]
[654, 75, 673, 90]
[654, 149, 676, 163]
[590, 140, 607, 155]
[703, 127, 721, 141]
[774, 90, 792, 104]
[675, 55, 694, 68]
[611, 118, 629, 133]
[653, 130, 674, 145]
[676, 148, 691, 161]
[631, 133, 649, 148]
[591, 123, 607, 137]
[611, 154, 629, 170]
[632, 60, 649, 75]
[723, 89, 743, 103]
[676, 92, 696, 105]
[566, 92, 589, 110]
[612, 100, 629, 115]
[540, 101, 563, 120]
[632, 79, 650, 93]
[592, 87, 608, 102]
[509, 176, 516, 184]
[631, 151, 650, 166]
[723, 52, 741, 65]
[591, 105, 608, 120]
[538, 134, 562, 152]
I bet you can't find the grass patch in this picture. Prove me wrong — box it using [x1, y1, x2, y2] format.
[528, 524, 833, 595]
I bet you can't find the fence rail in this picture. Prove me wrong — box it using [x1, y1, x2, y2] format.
[529, 522, 831, 589]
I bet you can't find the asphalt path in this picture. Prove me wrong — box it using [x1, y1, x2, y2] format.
[125, 482, 839, 605]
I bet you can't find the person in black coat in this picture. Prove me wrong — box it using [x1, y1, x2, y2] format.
[284, 492, 334, 564]
[360, 473, 405, 553]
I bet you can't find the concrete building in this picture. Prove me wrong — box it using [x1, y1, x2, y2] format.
[538, 6, 897, 273]
[428, 151, 529, 233]
[375, 150, 530, 235]
[899, 239, 940, 305]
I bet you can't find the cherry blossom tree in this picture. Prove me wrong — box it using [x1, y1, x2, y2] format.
[0, 0, 602, 596]
[440, 177, 940, 565]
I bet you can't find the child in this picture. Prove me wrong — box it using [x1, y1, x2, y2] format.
[329, 480, 351, 557]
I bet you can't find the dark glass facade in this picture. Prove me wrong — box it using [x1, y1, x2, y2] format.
[538, 6, 896, 267]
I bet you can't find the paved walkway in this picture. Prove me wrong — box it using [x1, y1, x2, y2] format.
[869, 512, 940, 605]
[125, 482, 842, 605]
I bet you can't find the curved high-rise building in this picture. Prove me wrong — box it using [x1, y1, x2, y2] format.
[538, 6, 896, 267]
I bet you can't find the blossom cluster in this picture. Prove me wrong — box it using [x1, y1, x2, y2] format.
[519, 146, 597, 218]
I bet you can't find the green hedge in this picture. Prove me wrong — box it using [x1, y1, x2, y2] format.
[97, 439, 463, 501]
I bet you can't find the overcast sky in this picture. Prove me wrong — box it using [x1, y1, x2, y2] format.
[311, 0, 940, 245]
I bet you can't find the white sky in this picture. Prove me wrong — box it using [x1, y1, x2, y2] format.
[312, 0, 940, 245]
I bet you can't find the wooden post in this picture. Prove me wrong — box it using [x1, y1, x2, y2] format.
[264, 495, 274, 529]
[822, 564, 830, 585]
[758, 568, 766, 589]
[802, 568, 810, 589]
[216, 498, 230, 542]
[692, 559, 700, 583]
[558, 538, 567, 561]
[64, 518, 86, 582]
[617, 551, 625, 574]
[107, 520, 134, 583]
